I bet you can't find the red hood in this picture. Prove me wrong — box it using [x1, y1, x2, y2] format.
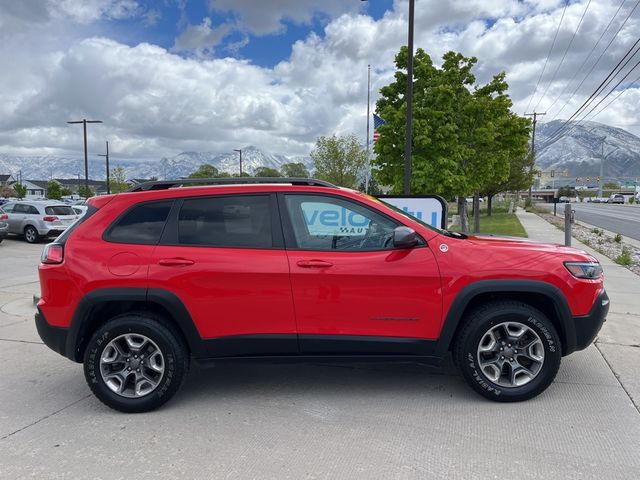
[462, 234, 596, 261]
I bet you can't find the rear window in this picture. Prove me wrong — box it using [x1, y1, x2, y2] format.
[45, 206, 75, 216]
[106, 201, 173, 245]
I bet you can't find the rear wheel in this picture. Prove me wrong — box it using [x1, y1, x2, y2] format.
[83, 313, 189, 413]
[24, 225, 39, 243]
[455, 301, 561, 402]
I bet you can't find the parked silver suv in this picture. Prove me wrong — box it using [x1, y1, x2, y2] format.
[2, 201, 78, 243]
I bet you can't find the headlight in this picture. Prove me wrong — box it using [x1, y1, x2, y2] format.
[564, 261, 602, 279]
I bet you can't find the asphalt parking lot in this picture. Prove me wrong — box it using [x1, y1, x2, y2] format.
[1, 234, 640, 479]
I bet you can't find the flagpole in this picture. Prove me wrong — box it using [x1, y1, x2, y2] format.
[365, 64, 371, 194]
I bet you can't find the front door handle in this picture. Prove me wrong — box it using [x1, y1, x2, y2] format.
[296, 259, 333, 268]
[158, 258, 195, 267]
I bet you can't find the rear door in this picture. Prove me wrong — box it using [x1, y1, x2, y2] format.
[280, 193, 442, 355]
[148, 193, 297, 357]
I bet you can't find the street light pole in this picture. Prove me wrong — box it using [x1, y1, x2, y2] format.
[361, 0, 414, 194]
[404, 0, 415, 195]
[233, 149, 243, 176]
[67, 119, 102, 192]
[98, 141, 110, 194]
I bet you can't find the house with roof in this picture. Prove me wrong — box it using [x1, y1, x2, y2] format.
[0, 174, 15, 187]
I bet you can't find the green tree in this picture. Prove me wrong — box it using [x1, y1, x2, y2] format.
[60, 186, 73, 197]
[13, 183, 27, 199]
[254, 167, 281, 177]
[311, 134, 366, 188]
[373, 48, 530, 231]
[46, 180, 62, 200]
[603, 181, 620, 189]
[78, 185, 93, 198]
[110, 166, 129, 193]
[281, 162, 309, 178]
[189, 164, 220, 178]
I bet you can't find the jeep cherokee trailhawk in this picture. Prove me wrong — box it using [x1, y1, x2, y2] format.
[36, 178, 609, 412]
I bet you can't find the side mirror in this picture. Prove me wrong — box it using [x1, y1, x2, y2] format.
[393, 226, 419, 248]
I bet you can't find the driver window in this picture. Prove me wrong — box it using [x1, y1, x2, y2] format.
[284, 194, 397, 251]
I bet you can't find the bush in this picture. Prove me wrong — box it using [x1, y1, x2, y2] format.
[615, 247, 633, 266]
[614, 233, 623, 243]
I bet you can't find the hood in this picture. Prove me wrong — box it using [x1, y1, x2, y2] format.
[463, 234, 595, 260]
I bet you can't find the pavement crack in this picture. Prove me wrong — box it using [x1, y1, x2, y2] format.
[596, 340, 640, 349]
[595, 343, 640, 415]
[0, 395, 92, 441]
[0, 338, 43, 345]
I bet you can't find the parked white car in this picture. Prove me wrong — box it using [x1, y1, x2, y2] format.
[1, 200, 78, 243]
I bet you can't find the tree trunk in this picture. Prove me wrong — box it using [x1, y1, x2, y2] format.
[473, 192, 480, 233]
[457, 197, 469, 232]
[487, 194, 493, 216]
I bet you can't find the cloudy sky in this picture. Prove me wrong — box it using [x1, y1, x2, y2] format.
[0, 0, 638, 160]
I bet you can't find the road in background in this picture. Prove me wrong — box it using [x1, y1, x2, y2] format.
[538, 203, 640, 241]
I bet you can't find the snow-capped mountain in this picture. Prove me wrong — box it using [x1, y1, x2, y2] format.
[536, 120, 640, 184]
[0, 146, 313, 181]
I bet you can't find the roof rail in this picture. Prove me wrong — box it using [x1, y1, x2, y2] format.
[127, 177, 337, 192]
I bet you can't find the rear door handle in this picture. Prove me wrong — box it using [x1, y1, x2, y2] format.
[158, 258, 195, 267]
[296, 259, 333, 268]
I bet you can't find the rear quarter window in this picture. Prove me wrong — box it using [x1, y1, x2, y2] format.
[105, 200, 173, 245]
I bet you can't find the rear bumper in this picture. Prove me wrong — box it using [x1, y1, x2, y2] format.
[35, 307, 69, 359]
[571, 289, 609, 352]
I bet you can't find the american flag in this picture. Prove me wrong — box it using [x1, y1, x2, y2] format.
[373, 113, 385, 142]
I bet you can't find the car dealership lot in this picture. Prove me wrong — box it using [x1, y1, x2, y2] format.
[1, 236, 639, 479]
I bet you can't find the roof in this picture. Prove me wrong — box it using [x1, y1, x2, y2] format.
[0, 174, 13, 182]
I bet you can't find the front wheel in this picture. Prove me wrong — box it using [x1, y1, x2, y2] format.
[84, 313, 189, 413]
[455, 301, 561, 402]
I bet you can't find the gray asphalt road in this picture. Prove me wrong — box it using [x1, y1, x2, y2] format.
[539, 203, 640, 241]
[1, 237, 639, 479]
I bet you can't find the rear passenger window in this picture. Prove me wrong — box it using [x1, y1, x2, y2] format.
[178, 196, 272, 248]
[106, 201, 173, 245]
[45, 206, 75, 216]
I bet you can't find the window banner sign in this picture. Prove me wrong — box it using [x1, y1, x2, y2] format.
[378, 195, 448, 230]
[301, 202, 370, 236]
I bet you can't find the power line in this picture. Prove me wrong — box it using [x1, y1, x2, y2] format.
[541, 37, 640, 147]
[551, 0, 640, 120]
[539, 60, 640, 151]
[533, 0, 593, 112]
[587, 71, 640, 121]
[524, 1, 569, 114]
[545, 0, 626, 116]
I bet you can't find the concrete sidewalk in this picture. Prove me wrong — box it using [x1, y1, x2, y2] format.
[517, 209, 640, 411]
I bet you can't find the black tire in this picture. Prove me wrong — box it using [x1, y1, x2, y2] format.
[455, 300, 561, 402]
[24, 225, 39, 243]
[83, 313, 189, 413]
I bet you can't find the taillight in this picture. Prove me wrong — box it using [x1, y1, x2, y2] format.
[41, 244, 64, 264]
[0, 213, 7, 221]
[43, 216, 59, 222]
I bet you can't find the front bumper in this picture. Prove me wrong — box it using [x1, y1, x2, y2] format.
[572, 289, 609, 352]
[35, 307, 69, 358]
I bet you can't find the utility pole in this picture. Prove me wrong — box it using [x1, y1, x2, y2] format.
[404, 0, 415, 195]
[67, 119, 102, 192]
[365, 64, 371, 193]
[233, 149, 243, 176]
[98, 141, 110, 194]
[524, 111, 546, 203]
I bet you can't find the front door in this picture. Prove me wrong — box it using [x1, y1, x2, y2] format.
[148, 194, 297, 357]
[280, 193, 442, 355]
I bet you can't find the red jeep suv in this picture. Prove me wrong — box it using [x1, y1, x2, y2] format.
[36, 178, 609, 412]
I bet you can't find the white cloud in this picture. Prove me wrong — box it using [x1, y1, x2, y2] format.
[0, 0, 639, 162]
[208, 0, 362, 35]
[172, 17, 233, 56]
